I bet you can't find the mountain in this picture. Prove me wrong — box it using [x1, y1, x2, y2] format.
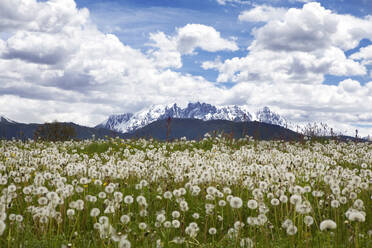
[0, 115, 17, 124]
[254, 106, 289, 128]
[97, 102, 287, 133]
[0, 115, 367, 142]
[0, 119, 125, 140]
[122, 118, 302, 141]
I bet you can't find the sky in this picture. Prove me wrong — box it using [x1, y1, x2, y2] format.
[1, 0, 372, 136]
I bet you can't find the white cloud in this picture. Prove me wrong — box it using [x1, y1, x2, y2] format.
[148, 24, 238, 68]
[238, 5, 287, 23]
[338, 79, 362, 93]
[0, 0, 225, 125]
[176, 24, 239, 54]
[205, 2, 369, 84]
[216, 0, 250, 6]
[350, 45, 372, 64]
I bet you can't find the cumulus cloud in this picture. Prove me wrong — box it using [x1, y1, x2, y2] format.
[350, 45, 372, 64]
[238, 5, 287, 23]
[204, 2, 369, 84]
[148, 24, 238, 68]
[0, 0, 225, 125]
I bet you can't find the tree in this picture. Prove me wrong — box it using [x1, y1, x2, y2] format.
[33, 121, 76, 141]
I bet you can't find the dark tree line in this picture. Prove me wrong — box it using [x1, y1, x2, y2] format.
[33, 121, 76, 141]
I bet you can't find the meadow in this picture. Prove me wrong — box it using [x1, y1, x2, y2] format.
[0, 135, 371, 247]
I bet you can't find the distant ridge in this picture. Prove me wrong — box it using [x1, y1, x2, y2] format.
[122, 118, 302, 141]
[0, 115, 367, 142]
[97, 102, 288, 133]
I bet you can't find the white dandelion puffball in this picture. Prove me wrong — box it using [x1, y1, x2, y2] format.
[230, 197, 243, 209]
[320, 220, 337, 231]
[247, 199, 258, 209]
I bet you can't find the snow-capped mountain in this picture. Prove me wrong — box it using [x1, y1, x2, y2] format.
[97, 102, 288, 134]
[254, 106, 289, 128]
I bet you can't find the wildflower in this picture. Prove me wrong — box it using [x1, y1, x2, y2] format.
[208, 227, 217, 235]
[271, 198, 280, 206]
[90, 208, 100, 217]
[240, 237, 254, 248]
[286, 225, 297, 235]
[163, 191, 172, 199]
[119, 237, 131, 248]
[347, 211, 366, 222]
[320, 220, 337, 231]
[282, 219, 293, 229]
[124, 195, 134, 204]
[230, 197, 243, 209]
[247, 199, 258, 209]
[172, 219, 180, 228]
[67, 209, 75, 218]
[172, 211, 180, 218]
[156, 214, 166, 223]
[304, 216, 314, 226]
[279, 195, 288, 203]
[120, 215, 130, 224]
[163, 221, 171, 228]
[331, 200, 340, 208]
[0, 220, 5, 235]
[139, 222, 147, 230]
[15, 215, 23, 223]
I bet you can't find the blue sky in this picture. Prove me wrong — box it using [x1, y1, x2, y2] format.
[1, 0, 372, 136]
[77, 0, 372, 85]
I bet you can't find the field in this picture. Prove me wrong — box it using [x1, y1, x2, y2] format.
[0, 136, 371, 247]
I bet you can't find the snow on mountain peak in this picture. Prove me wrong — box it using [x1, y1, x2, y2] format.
[97, 102, 287, 133]
[0, 115, 16, 124]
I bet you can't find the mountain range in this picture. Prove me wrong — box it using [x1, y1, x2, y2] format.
[97, 102, 289, 133]
[1, 102, 369, 142]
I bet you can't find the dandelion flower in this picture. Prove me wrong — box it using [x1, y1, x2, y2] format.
[247, 200, 258, 209]
[320, 220, 337, 231]
[208, 227, 217, 235]
[304, 216, 314, 226]
[286, 225, 297, 235]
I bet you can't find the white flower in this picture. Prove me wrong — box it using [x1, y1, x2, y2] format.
[348, 211, 365, 222]
[124, 195, 133, 204]
[208, 227, 217, 235]
[172, 211, 180, 219]
[271, 198, 280, 206]
[163, 191, 172, 199]
[0, 220, 5, 236]
[67, 209, 75, 218]
[320, 220, 337, 231]
[172, 219, 180, 228]
[156, 214, 166, 223]
[304, 216, 314, 226]
[247, 200, 258, 209]
[120, 215, 130, 224]
[90, 208, 100, 217]
[138, 222, 147, 230]
[119, 237, 131, 248]
[192, 213, 200, 219]
[230, 197, 243, 209]
[286, 225, 297, 235]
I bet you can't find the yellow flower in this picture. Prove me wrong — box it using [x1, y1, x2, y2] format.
[83, 184, 88, 188]
[103, 182, 108, 186]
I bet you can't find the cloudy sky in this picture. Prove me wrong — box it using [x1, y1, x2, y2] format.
[1, 0, 372, 136]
